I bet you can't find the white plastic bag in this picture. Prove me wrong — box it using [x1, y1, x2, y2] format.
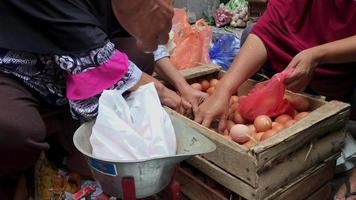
[90, 83, 176, 161]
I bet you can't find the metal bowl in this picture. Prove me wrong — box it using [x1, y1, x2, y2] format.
[73, 113, 216, 198]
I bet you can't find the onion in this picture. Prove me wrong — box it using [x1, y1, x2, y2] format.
[272, 122, 284, 132]
[230, 124, 252, 144]
[207, 87, 215, 95]
[284, 119, 297, 128]
[210, 79, 219, 87]
[261, 129, 277, 141]
[254, 115, 272, 132]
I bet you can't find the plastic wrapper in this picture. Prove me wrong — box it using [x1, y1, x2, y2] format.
[209, 31, 240, 70]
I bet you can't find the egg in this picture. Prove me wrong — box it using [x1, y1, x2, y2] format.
[243, 140, 256, 148]
[284, 119, 297, 128]
[229, 102, 239, 114]
[255, 132, 265, 141]
[294, 112, 309, 121]
[285, 95, 310, 112]
[191, 83, 202, 91]
[229, 95, 239, 105]
[254, 115, 272, 132]
[210, 79, 219, 87]
[230, 124, 252, 144]
[275, 114, 292, 125]
[200, 80, 210, 91]
[272, 122, 284, 132]
[260, 129, 277, 141]
[206, 87, 215, 95]
[233, 112, 247, 124]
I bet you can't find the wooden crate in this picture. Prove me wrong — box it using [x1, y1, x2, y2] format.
[177, 155, 335, 200]
[184, 155, 336, 200]
[163, 69, 349, 199]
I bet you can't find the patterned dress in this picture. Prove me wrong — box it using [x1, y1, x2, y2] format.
[0, 42, 169, 122]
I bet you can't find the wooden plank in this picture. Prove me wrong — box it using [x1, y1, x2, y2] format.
[253, 101, 350, 169]
[305, 183, 331, 200]
[187, 130, 342, 199]
[166, 108, 259, 187]
[267, 159, 335, 200]
[179, 64, 221, 80]
[256, 130, 344, 197]
[188, 156, 257, 200]
[176, 167, 228, 200]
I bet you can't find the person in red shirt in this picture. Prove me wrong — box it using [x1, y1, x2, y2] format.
[194, 0, 356, 199]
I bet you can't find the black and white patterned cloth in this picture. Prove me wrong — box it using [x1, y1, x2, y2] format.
[0, 42, 146, 121]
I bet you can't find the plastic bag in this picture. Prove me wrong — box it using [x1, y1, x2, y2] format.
[209, 32, 240, 70]
[170, 9, 212, 70]
[238, 69, 295, 121]
[90, 83, 176, 161]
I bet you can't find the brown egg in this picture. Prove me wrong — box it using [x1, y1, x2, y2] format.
[275, 114, 292, 125]
[233, 112, 247, 124]
[254, 115, 272, 132]
[284, 119, 297, 128]
[243, 140, 256, 148]
[272, 122, 284, 132]
[191, 83, 202, 91]
[255, 132, 265, 141]
[230, 124, 252, 144]
[229, 102, 239, 114]
[200, 80, 210, 91]
[229, 95, 239, 105]
[260, 129, 277, 141]
[294, 112, 309, 121]
[206, 87, 215, 96]
[210, 79, 219, 87]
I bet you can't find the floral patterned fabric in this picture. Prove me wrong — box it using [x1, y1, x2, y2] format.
[0, 41, 142, 122]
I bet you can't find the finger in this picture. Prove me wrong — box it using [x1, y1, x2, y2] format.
[286, 79, 307, 92]
[194, 111, 204, 124]
[218, 117, 227, 134]
[284, 67, 302, 85]
[202, 116, 213, 128]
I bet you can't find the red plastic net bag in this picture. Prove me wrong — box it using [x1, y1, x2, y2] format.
[238, 69, 295, 121]
[170, 9, 212, 70]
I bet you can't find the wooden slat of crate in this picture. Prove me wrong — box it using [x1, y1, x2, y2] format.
[175, 69, 350, 187]
[305, 183, 331, 200]
[187, 154, 336, 200]
[267, 160, 335, 200]
[176, 167, 229, 200]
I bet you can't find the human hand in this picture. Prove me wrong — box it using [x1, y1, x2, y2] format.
[284, 48, 322, 92]
[159, 87, 192, 115]
[179, 85, 209, 114]
[194, 92, 230, 131]
[111, 0, 173, 53]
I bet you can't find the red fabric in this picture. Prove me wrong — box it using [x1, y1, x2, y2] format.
[252, 0, 356, 99]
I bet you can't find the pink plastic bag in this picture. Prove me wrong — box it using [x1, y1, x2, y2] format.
[238, 69, 295, 121]
[170, 9, 212, 69]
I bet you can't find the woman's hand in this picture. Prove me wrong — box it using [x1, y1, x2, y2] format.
[178, 85, 209, 114]
[194, 91, 230, 130]
[158, 86, 192, 115]
[284, 48, 322, 92]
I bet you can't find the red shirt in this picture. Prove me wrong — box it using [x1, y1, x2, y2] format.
[252, 0, 356, 99]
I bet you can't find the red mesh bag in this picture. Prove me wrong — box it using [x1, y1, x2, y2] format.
[238, 69, 295, 121]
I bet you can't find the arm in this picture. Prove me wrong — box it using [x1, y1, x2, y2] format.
[285, 35, 356, 92]
[153, 46, 208, 113]
[194, 34, 268, 128]
[111, 0, 173, 52]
